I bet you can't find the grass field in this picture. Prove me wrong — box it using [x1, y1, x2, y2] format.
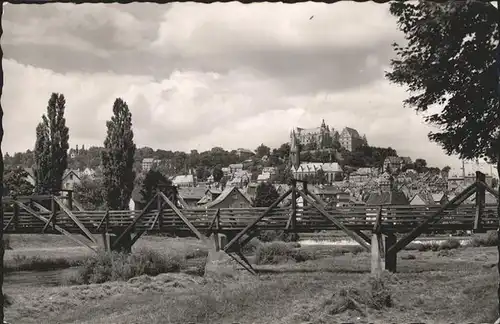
[2, 233, 500, 324]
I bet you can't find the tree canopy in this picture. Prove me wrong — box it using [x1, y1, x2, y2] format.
[139, 169, 171, 205]
[3, 167, 34, 197]
[73, 175, 105, 210]
[386, 1, 499, 165]
[254, 182, 279, 207]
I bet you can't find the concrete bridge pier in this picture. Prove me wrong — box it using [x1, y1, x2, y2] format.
[371, 233, 397, 276]
[205, 233, 238, 279]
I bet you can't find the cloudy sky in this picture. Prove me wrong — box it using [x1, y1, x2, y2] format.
[1, 2, 495, 176]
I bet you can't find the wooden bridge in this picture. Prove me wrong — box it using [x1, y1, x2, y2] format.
[2, 171, 498, 274]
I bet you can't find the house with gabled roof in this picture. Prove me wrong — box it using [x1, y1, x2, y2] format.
[177, 186, 208, 207]
[202, 186, 253, 209]
[410, 191, 435, 205]
[62, 169, 81, 190]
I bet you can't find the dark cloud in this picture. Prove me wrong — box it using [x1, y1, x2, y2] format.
[2, 2, 402, 96]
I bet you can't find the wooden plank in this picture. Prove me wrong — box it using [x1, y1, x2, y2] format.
[158, 192, 206, 241]
[96, 210, 110, 232]
[224, 188, 293, 253]
[112, 193, 159, 249]
[32, 201, 51, 213]
[53, 196, 98, 244]
[150, 201, 168, 230]
[2, 194, 53, 203]
[474, 173, 486, 233]
[297, 190, 370, 251]
[478, 180, 499, 198]
[387, 182, 477, 255]
[15, 201, 97, 252]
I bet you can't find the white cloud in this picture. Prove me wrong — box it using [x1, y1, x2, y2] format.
[3, 58, 466, 171]
[3, 2, 488, 175]
[152, 2, 400, 56]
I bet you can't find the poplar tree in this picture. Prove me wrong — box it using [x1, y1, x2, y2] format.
[101, 98, 136, 210]
[34, 93, 69, 193]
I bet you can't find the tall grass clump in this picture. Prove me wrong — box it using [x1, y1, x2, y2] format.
[255, 242, 314, 265]
[257, 230, 299, 243]
[323, 273, 394, 315]
[73, 249, 185, 284]
[5, 254, 81, 272]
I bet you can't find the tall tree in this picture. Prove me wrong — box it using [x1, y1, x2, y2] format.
[34, 93, 69, 193]
[254, 182, 279, 207]
[212, 166, 224, 183]
[386, 0, 499, 314]
[101, 98, 136, 210]
[0, 61, 4, 322]
[139, 170, 170, 205]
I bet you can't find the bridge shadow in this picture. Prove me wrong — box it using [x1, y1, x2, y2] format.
[253, 268, 368, 275]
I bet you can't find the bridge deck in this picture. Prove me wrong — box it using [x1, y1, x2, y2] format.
[3, 204, 498, 235]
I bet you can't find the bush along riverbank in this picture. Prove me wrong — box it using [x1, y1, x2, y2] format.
[63, 249, 195, 285]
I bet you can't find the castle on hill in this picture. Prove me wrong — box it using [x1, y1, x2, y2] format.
[290, 119, 367, 152]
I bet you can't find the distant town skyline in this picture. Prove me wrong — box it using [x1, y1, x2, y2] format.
[1, 2, 493, 174]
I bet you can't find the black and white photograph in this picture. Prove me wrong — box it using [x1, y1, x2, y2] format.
[0, 1, 499, 323]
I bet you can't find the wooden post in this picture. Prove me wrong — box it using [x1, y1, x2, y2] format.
[385, 233, 397, 272]
[303, 181, 308, 207]
[157, 189, 163, 230]
[67, 190, 73, 211]
[291, 180, 297, 230]
[50, 195, 57, 230]
[12, 203, 19, 231]
[474, 171, 486, 233]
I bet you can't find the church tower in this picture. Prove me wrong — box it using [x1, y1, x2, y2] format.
[289, 129, 301, 170]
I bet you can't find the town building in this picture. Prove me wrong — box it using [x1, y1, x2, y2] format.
[339, 127, 366, 152]
[62, 169, 81, 190]
[172, 175, 195, 187]
[292, 162, 343, 184]
[383, 156, 412, 173]
[291, 119, 339, 149]
[202, 186, 253, 209]
[142, 158, 159, 172]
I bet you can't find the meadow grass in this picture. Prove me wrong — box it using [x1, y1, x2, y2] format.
[4, 245, 499, 324]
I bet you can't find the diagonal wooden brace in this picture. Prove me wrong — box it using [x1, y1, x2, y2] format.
[298, 190, 370, 251]
[15, 201, 97, 252]
[96, 210, 110, 232]
[387, 182, 477, 255]
[158, 191, 205, 241]
[224, 188, 293, 253]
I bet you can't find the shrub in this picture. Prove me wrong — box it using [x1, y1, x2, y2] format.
[417, 242, 440, 252]
[439, 238, 461, 250]
[471, 231, 498, 247]
[75, 249, 185, 284]
[324, 275, 392, 315]
[255, 242, 314, 265]
[241, 237, 263, 254]
[257, 230, 299, 243]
